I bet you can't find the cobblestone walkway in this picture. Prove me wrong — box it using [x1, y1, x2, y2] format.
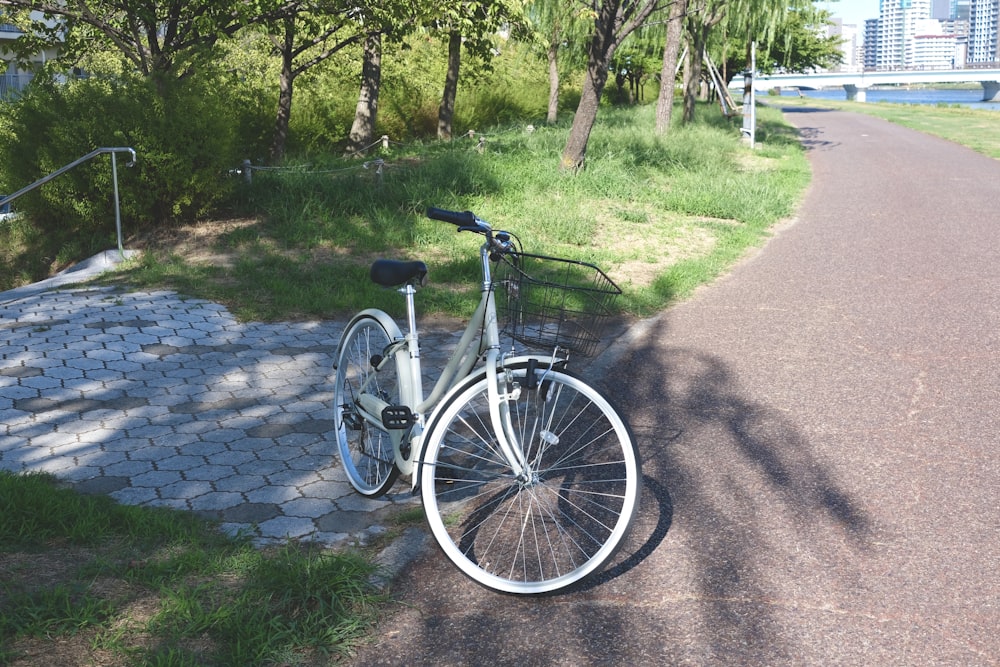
[0, 285, 468, 546]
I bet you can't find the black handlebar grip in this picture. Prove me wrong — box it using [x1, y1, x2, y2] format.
[427, 207, 477, 227]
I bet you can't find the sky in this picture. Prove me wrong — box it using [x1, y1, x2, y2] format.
[818, 0, 881, 26]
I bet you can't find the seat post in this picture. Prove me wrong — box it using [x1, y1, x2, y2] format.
[401, 283, 419, 339]
[399, 282, 424, 408]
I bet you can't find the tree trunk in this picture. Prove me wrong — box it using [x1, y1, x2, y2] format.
[561, 58, 610, 171]
[561, 3, 619, 171]
[346, 32, 382, 156]
[683, 23, 708, 124]
[437, 31, 461, 141]
[547, 40, 560, 124]
[654, 0, 687, 135]
[269, 17, 295, 163]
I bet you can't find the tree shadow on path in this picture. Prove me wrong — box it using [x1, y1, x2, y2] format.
[588, 313, 877, 662]
[346, 309, 879, 666]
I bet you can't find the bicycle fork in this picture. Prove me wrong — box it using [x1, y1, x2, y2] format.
[484, 350, 565, 486]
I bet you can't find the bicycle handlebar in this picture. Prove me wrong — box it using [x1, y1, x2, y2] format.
[427, 207, 518, 258]
[427, 207, 477, 226]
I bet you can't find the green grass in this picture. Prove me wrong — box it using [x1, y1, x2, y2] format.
[0, 471, 385, 666]
[773, 94, 1000, 159]
[87, 102, 811, 322]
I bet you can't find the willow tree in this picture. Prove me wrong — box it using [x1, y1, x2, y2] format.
[608, 22, 665, 104]
[526, 0, 591, 123]
[680, 0, 724, 123]
[560, 0, 669, 171]
[680, 0, 793, 123]
[752, 4, 844, 74]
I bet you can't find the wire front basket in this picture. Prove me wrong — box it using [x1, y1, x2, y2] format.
[494, 252, 621, 357]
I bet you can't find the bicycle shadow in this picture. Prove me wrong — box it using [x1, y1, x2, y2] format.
[574, 472, 674, 592]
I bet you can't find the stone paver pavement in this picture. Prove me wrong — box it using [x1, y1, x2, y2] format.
[0, 284, 467, 546]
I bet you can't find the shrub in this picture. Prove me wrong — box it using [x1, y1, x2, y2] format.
[0, 73, 243, 236]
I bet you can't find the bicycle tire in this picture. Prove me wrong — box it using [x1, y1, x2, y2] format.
[420, 365, 641, 594]
[333, 315, 402, 497]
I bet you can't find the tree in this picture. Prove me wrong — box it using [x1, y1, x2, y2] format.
[0, 0, 251, 83]
[432, 0, 526, 141]
[343, 0, 435, 155]
[680, 0, 725, 123]
[0, 1, 388, 161]
[560, 0, 668, 171]
[678, 0, 790, 123]
[438, 29, 463, 140]
[262, 2, 370, 162]
[756, 6, 844, 74]
[717, 0, 798, 81]
[525, 0, 590, 123]
[608, 27, 663, 105]
[345, 31, 383, 155]
[654, 0, 687, 134]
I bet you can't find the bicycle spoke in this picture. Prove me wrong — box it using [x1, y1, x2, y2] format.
[333, 316, 400, 497]
[422, 367, 640, 594]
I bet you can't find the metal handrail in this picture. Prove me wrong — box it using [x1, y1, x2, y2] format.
[0, 147, 137, 257]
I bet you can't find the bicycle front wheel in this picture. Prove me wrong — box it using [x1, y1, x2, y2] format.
[333, 315, 401, 497]
[420, 365, 641, 594]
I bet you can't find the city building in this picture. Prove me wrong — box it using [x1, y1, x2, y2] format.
[877, 0, 936, 69]
[1, 12, 59, 99]
[865, 18, 880, 69]
[912, 31, 960, 68]
[968, 0, 1000, 64]
[827, 18, 863, 72]
[867, 0, 979, 69]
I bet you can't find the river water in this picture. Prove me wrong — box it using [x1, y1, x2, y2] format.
[778, 87, 1000, 111]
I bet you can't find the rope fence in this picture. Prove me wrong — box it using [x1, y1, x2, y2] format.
[235, 126, 523, 186]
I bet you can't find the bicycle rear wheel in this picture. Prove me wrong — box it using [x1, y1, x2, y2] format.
[420, 365, 641, 594]
[333, 315, 401, 497]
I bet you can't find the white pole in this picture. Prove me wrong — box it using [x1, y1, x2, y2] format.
[741, 43, 757, 148]
[750, 42, 757, 149]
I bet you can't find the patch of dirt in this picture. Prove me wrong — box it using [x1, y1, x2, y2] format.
[129, 217, 262, 268]
[1, 547, 138, 666]
[1, 546, 228, 666]
[590, 201, 721, 289]
[1, 547, 98, 597]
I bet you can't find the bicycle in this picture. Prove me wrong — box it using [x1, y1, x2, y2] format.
[332, 207, 641, 594]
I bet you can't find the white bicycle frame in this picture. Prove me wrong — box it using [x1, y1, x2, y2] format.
[345, 239, 563, 489]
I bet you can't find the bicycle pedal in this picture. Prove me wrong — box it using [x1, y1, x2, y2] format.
[382, 405, 415, 429]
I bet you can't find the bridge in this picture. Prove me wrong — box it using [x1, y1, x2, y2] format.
[737, 69, 1000, 102]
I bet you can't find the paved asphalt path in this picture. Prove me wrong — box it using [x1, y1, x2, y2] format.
[346, 109, 1000, 665]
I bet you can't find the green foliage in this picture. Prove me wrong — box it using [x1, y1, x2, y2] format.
[113, 102, 810, 321]
[0, 471, 219, 549]
[0, 471, 383, 665]
[289, 37, 552, 155]
[758, 6, 845, 74]
[1, 0, 249, 78]
[0, 73, 250, 230]
[714, 0, 843, 75]
[216, 30, 281, 161]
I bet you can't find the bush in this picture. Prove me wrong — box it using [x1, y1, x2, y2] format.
[0, 73, 244, 237]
